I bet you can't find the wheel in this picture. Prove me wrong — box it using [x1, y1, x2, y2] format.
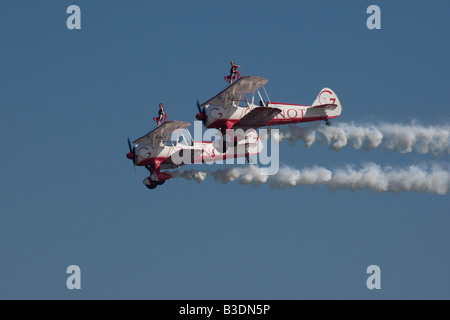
[145, 181, 158, 189]
[325, 120, 331, 126]
[156, 180, 165, 186]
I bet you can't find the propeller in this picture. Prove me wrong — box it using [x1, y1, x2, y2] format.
[195, 100, 207, 125]
[126, 137, 136, 168]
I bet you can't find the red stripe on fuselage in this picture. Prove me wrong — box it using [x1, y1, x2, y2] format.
[208, 114, 339, 129]
[136, 156, 168, 167]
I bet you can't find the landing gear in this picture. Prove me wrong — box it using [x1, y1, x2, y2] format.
[144, 169, 161, 190]
[144, 179, 165, 190]
[145, 181, 158, 190]
[325, 119, 331, 126]
[245, 143, 252, 163]
[144, 163, 170, 190]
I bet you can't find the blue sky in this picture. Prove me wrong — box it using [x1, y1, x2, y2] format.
[0, 0, 449, 299]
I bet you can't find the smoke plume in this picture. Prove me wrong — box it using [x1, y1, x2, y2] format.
[169, 169, 207, 183]
[171, 163, 450, 195]
[274, 122, 450, 155]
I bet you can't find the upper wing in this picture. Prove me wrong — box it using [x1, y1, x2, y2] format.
[201, 76, 268, 107]
[232, 107, 282, 129]
[133, 121, 191, 145]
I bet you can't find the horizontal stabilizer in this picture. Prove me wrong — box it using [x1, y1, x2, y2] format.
[310, 104, 338, 110]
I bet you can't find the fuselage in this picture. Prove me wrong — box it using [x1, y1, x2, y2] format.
[204, 102, 341, 129]
[133, 130, 262, 169]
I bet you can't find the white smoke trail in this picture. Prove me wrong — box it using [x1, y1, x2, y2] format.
[171, 163, 450, 195]
[169, 169, 207, 183]
[274, 122, 450, 155]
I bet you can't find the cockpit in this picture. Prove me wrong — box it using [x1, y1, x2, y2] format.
[232, 82, 272, 108]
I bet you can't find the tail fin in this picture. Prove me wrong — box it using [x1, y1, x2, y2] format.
[311, 88, 342, 118]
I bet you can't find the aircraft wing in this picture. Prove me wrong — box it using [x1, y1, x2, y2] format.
[232, 107, 282, 129]
[201, 76, 268, 107]
[133, 121, 191, 145]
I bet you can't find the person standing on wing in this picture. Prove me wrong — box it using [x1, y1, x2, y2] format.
[157, 103, 165, 126]
[224, 61, 242, 84]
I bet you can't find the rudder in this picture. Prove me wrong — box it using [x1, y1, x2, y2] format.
[311, 88, 342, 118]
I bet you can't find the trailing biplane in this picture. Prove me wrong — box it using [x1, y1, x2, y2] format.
[126, 121, 262, 189]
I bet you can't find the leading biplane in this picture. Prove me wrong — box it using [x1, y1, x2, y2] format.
[126, 121, 262, 189]
[196, 76, 342, 133]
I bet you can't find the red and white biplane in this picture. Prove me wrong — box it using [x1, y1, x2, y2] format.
[126, 121, 262, 189]
[196, 76, 342, 132]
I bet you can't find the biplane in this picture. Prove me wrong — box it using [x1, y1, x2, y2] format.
[126, 121, 262, 189]
[196, 76, 342, 132]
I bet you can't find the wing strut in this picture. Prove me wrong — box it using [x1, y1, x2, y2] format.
[237, 82, 251, 107]
[257, 89, 266, 107]
[262, 86, 272, 105]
